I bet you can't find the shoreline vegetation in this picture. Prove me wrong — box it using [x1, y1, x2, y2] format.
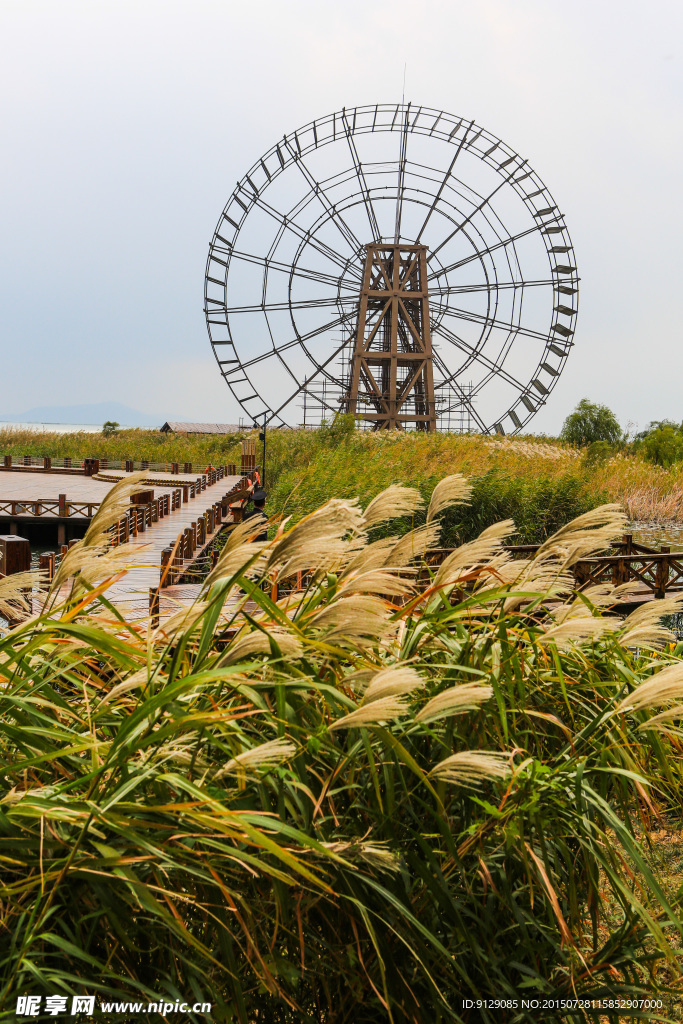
[2, 475, 683, 1019]
[2, 423, 683, 539]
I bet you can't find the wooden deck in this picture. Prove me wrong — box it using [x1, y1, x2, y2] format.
[29, 470, 246, 623]
[0, 473, 187, 519]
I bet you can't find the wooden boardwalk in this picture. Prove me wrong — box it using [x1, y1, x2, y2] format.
[105, 473, 240, 617]
[30, 471, 244, 623]
[0, 472, 196, 518]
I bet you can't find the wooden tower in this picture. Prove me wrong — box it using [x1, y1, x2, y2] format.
[345, 244, 436, 431]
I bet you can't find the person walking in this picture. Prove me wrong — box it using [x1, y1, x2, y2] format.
[242, 488, 268, 541]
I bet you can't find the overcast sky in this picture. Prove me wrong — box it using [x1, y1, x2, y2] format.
[0, 0, 680, 433]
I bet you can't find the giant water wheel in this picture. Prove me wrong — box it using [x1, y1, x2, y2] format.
[204, 103, 578, 434]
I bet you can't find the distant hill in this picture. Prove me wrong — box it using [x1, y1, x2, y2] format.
[0, 402, 169, 427]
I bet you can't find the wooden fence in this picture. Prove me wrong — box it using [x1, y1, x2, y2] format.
[425, 535, 683, 601]
[0, 457, 238, 479]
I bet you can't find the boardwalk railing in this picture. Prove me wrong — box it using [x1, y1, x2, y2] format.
[110, 490, 184, 545]
[158, 474, 260, 587]
[0, 456, 240, 478]
[573, 552, 683, 599]
[423, 535, 683, 601]
[0, 497, 101, 519]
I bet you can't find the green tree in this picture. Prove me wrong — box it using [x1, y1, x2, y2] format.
[636, 423, 683, 467]
[102, 420, 119, 437]
[560, 398, 621, 447]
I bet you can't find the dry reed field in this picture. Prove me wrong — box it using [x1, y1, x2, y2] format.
[3, 423, 682, 531]
[2, 474, 683, 1020]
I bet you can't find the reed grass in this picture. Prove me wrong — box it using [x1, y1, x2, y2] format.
[4, 423, 683, 529]
[1, 478, 683, 1020]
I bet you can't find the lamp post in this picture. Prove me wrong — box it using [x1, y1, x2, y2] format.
[258, 414, 267, 488]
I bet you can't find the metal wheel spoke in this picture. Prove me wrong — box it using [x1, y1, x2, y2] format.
[430, 278, 558, 297]
[432, 321, 530, 394]
[431, 300, 554, 343]
[428, 224, 543, 282]
[239, 311, 357, 371]
[429, 159, 530, 261]
[225, 249, 357, 290]
[270, 337, 352, 420]
[243, 191, 362, 279]
[227, 296, 357, 315]
[414, 120, 475, 243]
[393, 104, 410, 244]
[341, 109, 381, 241]
[430, 224, 565, 284]
[281, 139, 366, 256]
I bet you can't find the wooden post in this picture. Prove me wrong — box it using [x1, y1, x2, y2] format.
[160, 546, 174, 588]
[184, 463, 192, 474]
[184, 527, 192, 558]
[39, 551, 55, 586]
[172, 462, 179, 474]
[149, 588, 160, 628]
[43, 457, 51, 470]
[58, 493, 67, 517]
[183, 485, 189, 503]
[0, 537, 31, 580]
[613, 556, 626, 586]
[39, 552, 50, 587]
[211, 548, 219, 568]
[191, 521, 197, 552]
[3, 455, 11, 469]
[64, 457, 71, 468]
[655, 548, 670, 599]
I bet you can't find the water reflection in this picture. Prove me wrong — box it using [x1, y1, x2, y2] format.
[629, 523, 683, 550]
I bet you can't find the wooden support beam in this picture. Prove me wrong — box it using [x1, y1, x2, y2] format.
[345, 244, 436, 431]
